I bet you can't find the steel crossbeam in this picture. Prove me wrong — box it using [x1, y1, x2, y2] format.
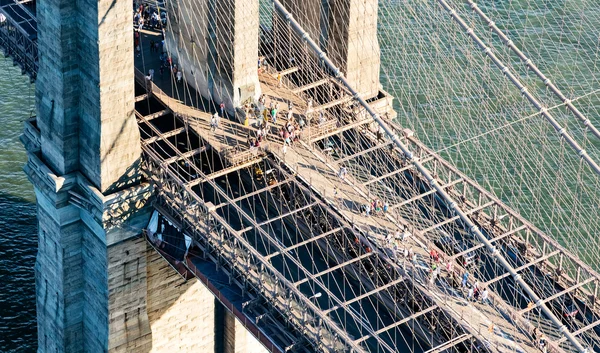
[324, 277, 405, 314]
[135, 94, 148, 102]
[277, 66, 299, 76]
[559, 319, 600, 342]
[335, 142, 393, 164]
[294, 252, 374, 286]
[292, 78, 329, 93]
[254, 201, 320, 228]
[161, 146, 208, 165]
[389, 178, 464, 211]
[354, 305, 439, 344]
[363, 156, 435, 186]
[214, 177, 295, 209]
[309, 96, 353, 113]
[185, 158, 264, 188]
[265, 227, 344, 260]
[424, 334, 473, 353]
[421, 200, 495, 234]
[142, 109, 169, 122]
[486, 250, 561, 286]
[519, 277, 597, 315]
[451, 225, 528, 260]
[142, 127, 185, 144]
[310, 117, 372, 143]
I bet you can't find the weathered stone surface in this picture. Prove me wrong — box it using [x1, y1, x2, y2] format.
[223, 309, 270, 353]
[327, 0, 381, 99]
[165, 0, 260, 114]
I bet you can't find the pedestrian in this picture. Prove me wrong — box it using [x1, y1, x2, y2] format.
[277, 73, 282, 87]
[462, 272, 469, 288]
[149, 68, 154, 81]
[176, 70, 183, 83]
[364, 203, 371, 217]
[210, 113, 218, 132]
[220, 102, 225, 117]
[338, 166, 347, 180]
[467, 287, 474, 301]
[481, 288, 489, 304]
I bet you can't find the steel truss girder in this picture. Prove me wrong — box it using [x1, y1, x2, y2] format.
[293, 252, 374, 286]
[486, 250, 561, 286]
[336, 141, 393, 164]
[363, 156, 435, 186]
[354, 305, 439, 344]
[422, 200, 496, 234]
[265, 227, 344, 260]
[324, 277, 406, 315]
[389, 178, 464, 211]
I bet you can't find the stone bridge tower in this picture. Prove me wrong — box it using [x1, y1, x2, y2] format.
[24, 0, 268, 351]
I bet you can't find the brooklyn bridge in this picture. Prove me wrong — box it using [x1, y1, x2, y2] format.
[2, 0, 600, 352]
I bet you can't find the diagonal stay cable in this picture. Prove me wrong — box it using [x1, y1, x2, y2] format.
[436, 0, 600, 179]
[270, 0, 588, 351]
[462, 0, 600, 142]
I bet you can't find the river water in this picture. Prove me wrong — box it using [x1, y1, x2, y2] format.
[0, 54, 37, 352]
[1, 1, 600, 351]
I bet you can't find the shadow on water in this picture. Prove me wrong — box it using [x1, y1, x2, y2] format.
[0, 191, 37, 353]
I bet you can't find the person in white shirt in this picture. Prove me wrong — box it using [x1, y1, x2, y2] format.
[481, 288, 489, 304]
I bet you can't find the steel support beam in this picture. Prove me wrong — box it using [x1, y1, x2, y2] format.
[424, 334, 473, 353]
[215, 177, 295, 209]
[309, 96, 353, 113]
[292, 78, 329, 93]
[142, 127, 186, 145]
[559, 319, 600, 342]
[185, 158, 264, 188]
[277, 66, 299, 76]
[520, 277, 596, 315]
[336, 142, 393, 164]
[265, 227, 344, 260]
[162, 146, 208, 165]
[486, 250, 561, 286]
[255, 201, 320, 228]
[141, 109, 169, 122]
[310, 117, 372, 143]
[363, 156, 435, 186]
[135, 94, 148, 102]
[354, 305, 439, 344]
[389, 178, 464, 211]
[451, 225, 528, 260]
[294, 252, 373, 286]
[421, 200, 495, 234]
[324, 277, 405, 314]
